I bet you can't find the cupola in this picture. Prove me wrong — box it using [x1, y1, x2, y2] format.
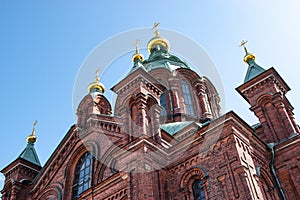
[87, 69, 105, 95]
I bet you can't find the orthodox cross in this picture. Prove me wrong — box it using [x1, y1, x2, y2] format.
[152, 22, 160, 37]
[95, 68, 100, 82]
[240, 153, 260, 198]
[31, 120, 38, 136]
[219, 152, 239, 198]
[240, 40, 249, 54]
[135, 39, 140, 54]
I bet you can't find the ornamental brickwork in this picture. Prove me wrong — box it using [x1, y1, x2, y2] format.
[2, 33, 300, 200]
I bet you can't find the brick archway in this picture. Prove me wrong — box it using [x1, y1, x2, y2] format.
[180, 166, 209, 200]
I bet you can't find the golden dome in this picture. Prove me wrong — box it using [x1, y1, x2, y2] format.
[27, 135, 37, 143]
[147, 36, 170, 53]
[147, 22, 170, 53]
[244, 53, 256, 63]
[132, 53, 144, 62]
[88, 69, 105, 94]
[132, 40, 144, 62]
[88, 80, 105, 94]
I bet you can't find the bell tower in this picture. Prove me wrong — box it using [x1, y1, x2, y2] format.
[111, 62, 165, 142]
[1, 121, 42, 200]
[236, 41, 299, 143]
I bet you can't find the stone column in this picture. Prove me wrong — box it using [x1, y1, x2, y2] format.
[196, 80, 212, 121]
[136, 93, 149, 137]
[169, 76, 182, 121]
[151, 104, 162, 143]
[273, 94, 297, 137]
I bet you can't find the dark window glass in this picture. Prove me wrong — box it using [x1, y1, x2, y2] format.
[160, 93, 167, 116]
[72, 152, 93, 199]
[193, 180, 206, 200]
[182, 80, 195, 115]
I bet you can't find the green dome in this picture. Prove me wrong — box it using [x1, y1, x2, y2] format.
[143, 46, 189, 71]
[143, 28, 190, 72]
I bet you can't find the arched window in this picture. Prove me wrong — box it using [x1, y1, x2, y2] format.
[181, 80, 195, 115]
[72, 152, 93, 199]
[160, 93, 167, 116]
[193, 180, 206, 200]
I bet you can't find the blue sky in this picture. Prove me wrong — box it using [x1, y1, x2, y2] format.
[1, 0, 300, 190]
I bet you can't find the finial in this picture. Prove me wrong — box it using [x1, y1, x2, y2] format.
[135, 39, 140, 54]
[152, 22, 160, 37]
[27, 120, 37, 143]
[132, 39, 144, 62]
[95, 68, 100, 82]
[240, 40, 249, 55]
[240, 40, 256, 63]
[87, 68, 105, 93]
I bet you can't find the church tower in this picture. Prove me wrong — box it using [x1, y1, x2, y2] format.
[236, 41, 300, 143]
[237, 41, 300, 200]
[1, 121, 41, 200]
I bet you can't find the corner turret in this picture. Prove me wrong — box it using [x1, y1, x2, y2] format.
[1, 121, 42, 199]
[237, 42, 299, 143]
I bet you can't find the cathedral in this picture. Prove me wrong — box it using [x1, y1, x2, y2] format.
[1, 27, 300, 200]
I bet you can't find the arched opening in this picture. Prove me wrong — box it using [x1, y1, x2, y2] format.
[160, 93, 167, 116]
[192, 180, 206, 200]
[180, 167, 209, 200]
[72, 152, 93, 199]
[181, 79, 195, 116]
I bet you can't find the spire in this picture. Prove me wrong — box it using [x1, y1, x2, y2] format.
[19, 120, 41, 166]
[87, 68, 106, 94]
[132, 39, 144, 63]
[240, 40, 265, 82]
[147, 22, 170, 53]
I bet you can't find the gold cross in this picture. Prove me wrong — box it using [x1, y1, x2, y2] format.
[135, 39, 140, 53]
[135, 39, 140, 47]
[240, 40, 248, 47]
[32, 120, 38, 136]
[152, 22, 160, 30]
[95, 68, 100, 82]
[240, 40, 249, 54]
[152, 22, 160, 37]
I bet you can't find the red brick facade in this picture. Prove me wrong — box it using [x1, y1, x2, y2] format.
[1, 35, 300, 199]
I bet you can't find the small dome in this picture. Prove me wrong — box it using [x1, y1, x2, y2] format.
[27, 135, 37, 143]
[88, 80, 105, 94]
[147, 35, 170, 53]
[144, 24, 188, 71]
[132, 53, 144, 63]
[88, 70, 105, 94]
[244, 53, 256, 63]
[132, 41, 144, 63]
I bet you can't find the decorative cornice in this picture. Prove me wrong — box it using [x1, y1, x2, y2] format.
[87, 115, 123, 133]
[240, 75, 287, 99]
[117, 75, 162, 97]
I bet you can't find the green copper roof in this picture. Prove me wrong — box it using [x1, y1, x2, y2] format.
[160, 121, 194, 135]
[161, 120, 211, 136]
[244, 59, 265, 83]
[18, 142, 41, 166]
[143, 48, 189, 71]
